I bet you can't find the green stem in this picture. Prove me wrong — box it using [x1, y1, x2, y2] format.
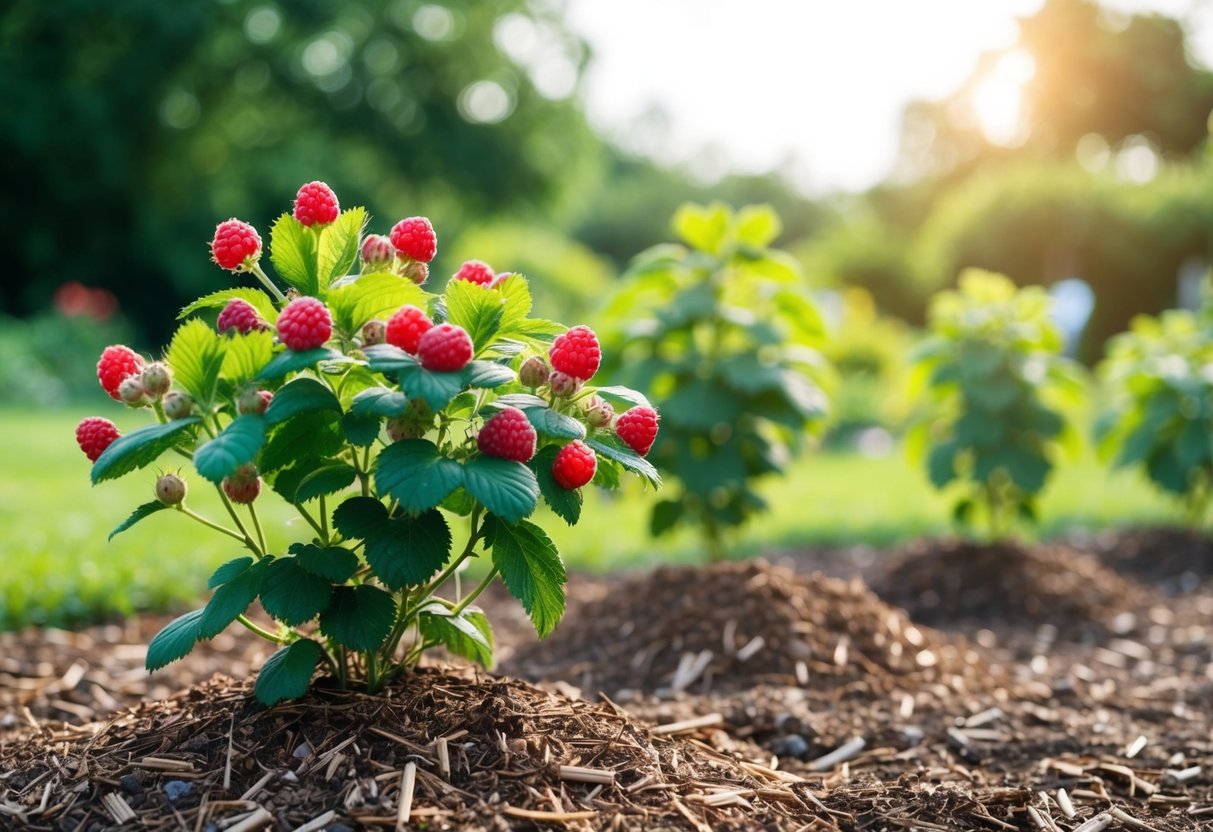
[177, 505, 246, 544]
[319, 495, 330, 542]
[294, 502, 325, 539]
[248, 503, 269, 553]
[250, 262, 287, 303]
[450, 566, 497, 616]
[215, 486, 261, 556]
[237, 614, 289, 644]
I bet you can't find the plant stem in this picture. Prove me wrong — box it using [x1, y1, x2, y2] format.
[420, 506, 484, 598]
[215, 486, 261, 556]
[237, 614, 289, 644]
[176, 505, 246, 543]
[294, 502, 325, 538]
[450, 567, 498, 616]
[249, 262, 287, 303]
[319, 495, 330, 542]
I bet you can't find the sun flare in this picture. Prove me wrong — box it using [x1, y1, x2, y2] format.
[971, 49, 1036, 146]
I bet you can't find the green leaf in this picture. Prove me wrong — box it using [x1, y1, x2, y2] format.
[401, 365, 466, 411]
[328, 273, 429, 336]
[523, 406, 585, 440]
[108, 501, 169, 541]
[331, 496, 387, 539]
[927, 441, 958, 488]
[168, 319, 226, 406]
[417, 604, 494, 666]
[270, 212, 319, 295]
[208, 556, 255, 589]
[493, 393, 548, 409]
[530, 445, 582, 525]
[254, 640, 322, 706]
[317, 206, 367, 290]
[194, 415, 267, 484]
[295, 462, 357, 502]
[265, 377, 341, 425]
[256, 347, 342, 382]
[584, 435, 661, 488]
[495, 274, 532, 335]
[370, 509, 452, 590]
[444, 278, 505, 350]
[290, 542, 360, 582]
[462, 361, 515, 389]
[593, 386, 653, 410]
[363, 343, 420, 375]
[662, 378, 742, 429]
[672, 202, 731, 254]
[735, 204, 782, 247]
[261, 411, 344, 472]
[91, 417, 201, 484]
[650, 499, 684, 537]
[146, 609, 204, 671]
[351, 387, 410, 418]
[341, 412, 380, 447]
[463, 456, 539, 523]
[260, 558, 333, 626]
[374, 440, 464, 512]
[198, 558, 267, 639]
[508, 319, 565, 341]
[220, 330, 276, 386]
[179, 288, 278, 323]
[490, 519, 566, 638]
[320, 585, 395, 651]
[1004, 451, 1051, 493]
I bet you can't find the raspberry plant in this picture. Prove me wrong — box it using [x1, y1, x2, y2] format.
[75, 183, 659, 705]
[602, 203, 828, 561]
[910, 270, 1083, 539]
[1094, 306, 1213, 526]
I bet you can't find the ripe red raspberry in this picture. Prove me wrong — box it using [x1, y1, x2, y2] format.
[76, 417, 120, 463]
[155, 473, 188, 505]
[552, 440, 597, 490]
[360, 234, 395, 271]
[390, 217, 437, 263]
[97, 345, 145, 400]
[211, 219, 262, 271]
[451, 259, 495, 286]
[293, 181, 340, 227]
[222, 464, 262, 504]
[417, 323, 474, 372]
[615, 406, 660, 456]
[549, 325, 601, 381]
[217, 298, 268, 335]
[277, 297, 332, 351]
[385, 305, 434, 354]
[477, 408, 537, 462]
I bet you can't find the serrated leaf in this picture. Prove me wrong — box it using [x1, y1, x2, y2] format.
[146, 609, 204, 671]
[208, 556, 255, 589]
[593, 385, 653, 410]
[265, 377, 340, 425]
[261, 411, 343, 472]
[463, 456, 539, 523]
[584, 435, 661, 488]
[361, 508, 452, 590]
[320, 585, 395, 651]
[492, 393, 548, 410]
[509, 319, 565, 340]
[317, 206, 367, 290]
[220, 330, 276, 386]
[168, 319, 226, 406]
[363, 343, 420, 375]
[462, 361, 515, 389]
[91, 417, 201, 484]
[329, 273, 430, 336]
[417, 604, 494, 666]
[270, 212, 319, 295]
[254, 640, 322, 706]
[194, 415, 266, 484]
[444, 279, 504, 350]
[401, 365, 466, 411]
[341, 412, 380, 448]
[179, 288, 278, 323]
[490, 519, 566, 638]
[257, 347, 342, 382]
[290, 542, 360, 582]
[351, 386, 409, 418]
[295, 463, 357, 502]
[271, 455, 329, 501]
[108, 501, 169, 541]
[331, 496, 387, 539]
[260, 558, 333, 626]
[524, 407, 585, 440]
[198, 559, 267, 639]
[530, 445, 582, 525]
[374, 440, 464, 512]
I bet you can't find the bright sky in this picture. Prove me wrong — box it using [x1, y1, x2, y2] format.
[565, 0, 1213, 194]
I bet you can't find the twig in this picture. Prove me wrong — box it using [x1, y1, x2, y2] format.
[395, 762, 416, 830]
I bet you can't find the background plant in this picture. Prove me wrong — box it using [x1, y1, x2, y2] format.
[78, 185, 658, 705]
[909, 269, 1085, 540]
[601, 202, 828, 561]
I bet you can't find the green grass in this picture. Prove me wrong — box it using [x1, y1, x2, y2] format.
[0, 407, 1182, 631]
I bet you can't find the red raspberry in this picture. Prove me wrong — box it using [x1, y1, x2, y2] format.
[276, 297, 332, 351]
[451, 259, 495, 286]
[97, 345, 145, 400]
[222, 464, 262, 504]
[385, 305, 434, 354]
[293, 181, 340, 227]
[549, 325, 601, 381]
[360, 234, 396, 271]
[417, 324, 474, 372]
[211, 219, 262, 271]
[477, 408, 537, 462]
[76, 417, 120, 463]
[615, 406, 660, 456]
[552, 440, 597, 490]
[390, 217, 437, 263]
[217, 298, 268, 335]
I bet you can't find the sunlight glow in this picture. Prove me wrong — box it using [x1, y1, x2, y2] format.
[971, 49, 1035, 146]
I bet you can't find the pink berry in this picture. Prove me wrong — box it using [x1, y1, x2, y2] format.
[390, 217, 437, 263]
[549, 325, 601, 381]
[217, 299, 268, 335]
[276, 297, 332, 351]
[417, 323, 474, 372]
[360, 234, 396, 271]
[97, 345, 145, 400]
[477, 408, 537, 463]
[76, 417, 121, 463]
[222, 464, 262, 504]
[293, 181, 340, 227]
[615, 406, 660, 457]
[385, 305, 434, 354]
[451, 260, 495, 286]
[547, 371, 582, 398]
[552, 440, 596, 490]
[211, 219, 262, 271]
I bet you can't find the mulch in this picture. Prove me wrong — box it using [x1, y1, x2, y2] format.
[1084, 527, 1213, 594]
[3, 533, 1213, 830]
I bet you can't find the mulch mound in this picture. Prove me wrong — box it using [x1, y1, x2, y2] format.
[1085, 527, 1213, 593]
[872, 539, 1157, 638]
[0, 667, 826, 831]
[504, 559, 990, 698]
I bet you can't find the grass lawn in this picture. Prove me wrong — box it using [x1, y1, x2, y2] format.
[0, 407, 1182, 631]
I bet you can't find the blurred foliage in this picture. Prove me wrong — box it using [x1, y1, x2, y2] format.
[0, 0, 601, 346]
[602, 203, 829, 561]
[909, 270, 1086, 540]
[1095, 304, 1213, 526]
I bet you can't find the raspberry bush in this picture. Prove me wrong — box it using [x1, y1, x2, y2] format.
[910, 270, 1084, 539]
[601, 203, 828, 561]
[75, 183, 658, 705]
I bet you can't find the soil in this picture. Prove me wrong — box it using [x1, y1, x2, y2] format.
[3, 533, 1213, 830]
[1082, 527, 1213, 594]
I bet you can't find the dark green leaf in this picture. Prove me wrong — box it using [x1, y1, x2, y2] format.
[208, 556, 254, 589]
[257, 348, 342, 382]
[146, 609, 205, 671]
[290, 542, 360, 582]
[374, 440, 464, 512]
[417, 604, 493, 666]
[490, 519, 566, 638]
[91, 417, 201, 484]
[351, 386, 409, 418]
[364, 509, 452, 590]
[108, 501, 169, 541]
[363, 343, 420, 375]
[194, 415, 266, 484]
[463, 456, 539, 523]
[462, 361, 515, 389]
[530, 445, 582, 525]
[261, 411, 344, 472]
[593, 386, 652, 410]
[524, 406, 585, 440]
[260, 558, 333, 626]
[492, 393, 548, 410]
[584, 435, 661, 488]
[198, 559, 268, 639]
[650, 499, 684, 537]
[341, 412, 380, 447]
[295, 463, 357, 502]
[400, 365, 466, 411]
[320, 585, 395, 651]
[662, 378, 742, 429]
[265, 378, 340, 424]
[1005, 451, 1051, 493]
[331, 496, 386, 539]
[270, 212, 319, 295]
[254, 640, 322, 706]
[927, 441, 958, 488]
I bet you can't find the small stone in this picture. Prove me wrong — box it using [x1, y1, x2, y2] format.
[293, 742, 312, 758]
[120, 774, 143, 795]
[328, 824, 355, 832]
[771, 734, 809, 760]
[163, 780, 192, 803]
[773, 713, 803, 736]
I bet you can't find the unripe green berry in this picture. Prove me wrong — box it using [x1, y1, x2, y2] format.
[141, 362, 172, 398]
[155, 473, 187, 505]
[237, 387, 272, 415]
[584, 395, 615, 428]
[162, 390, 193, 419]
[386, 416, 424, 442]
[519, 356, 550, 389]
[118, 376, 148, 407]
